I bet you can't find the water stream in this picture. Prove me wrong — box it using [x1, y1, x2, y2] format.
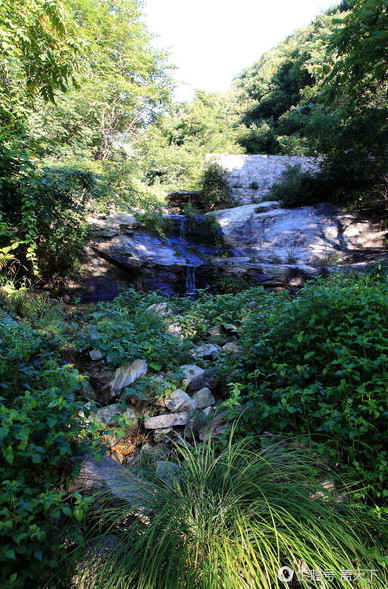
[185, 266, 197, 296]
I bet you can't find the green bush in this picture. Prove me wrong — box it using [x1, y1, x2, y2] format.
[198, 162, 235, 211]
[0, 312, 94, 588]
[235, 271, 388, 500]
[268, 164, 328, 207]
[0, 146, 104, 283]
[71, 437, 388, 589]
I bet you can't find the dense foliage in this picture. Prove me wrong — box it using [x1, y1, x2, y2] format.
[0, 303, 94, 588]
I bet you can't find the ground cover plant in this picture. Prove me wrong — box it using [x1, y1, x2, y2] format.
[70, 437, 388, 589]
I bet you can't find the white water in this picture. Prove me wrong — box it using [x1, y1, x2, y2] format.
[185, 266, 197, 296]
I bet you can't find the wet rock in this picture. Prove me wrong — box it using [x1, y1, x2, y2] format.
[164, 389, 197, 414]
[187, 368, 219, 394]
[179, 364, 205, 388]
[144, 412, 189, 430]
[192, 388, 216, 409]
[110, 359, 147, 396]
[191, 343, 221, 360]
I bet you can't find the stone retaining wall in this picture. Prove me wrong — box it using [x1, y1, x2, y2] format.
[207, 154, 321, 204]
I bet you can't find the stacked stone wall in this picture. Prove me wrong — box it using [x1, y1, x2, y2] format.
[207, 154, 321, 204]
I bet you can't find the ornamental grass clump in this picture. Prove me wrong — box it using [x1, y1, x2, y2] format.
[71, 437, 388, 589]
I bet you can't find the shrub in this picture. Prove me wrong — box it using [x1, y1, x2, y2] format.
[198, 162, 235, 211]
[0, 146, 104, 283]
[0, 312, 94, 588]
[235, 271, 388, 500]
[71, 437, 388, 589]
[268, 164, 328, 207]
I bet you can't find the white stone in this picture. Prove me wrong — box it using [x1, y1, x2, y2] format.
[110, 359, 147, 396]
[164, 389, 197, 414]
[167, 323, 183, 338]
[206, 154, 321, 202]
[192, 388, 216, 409]
[146, 302, 172, 317]
[144, 412, 189, 430]
[179, 364, 205, 388]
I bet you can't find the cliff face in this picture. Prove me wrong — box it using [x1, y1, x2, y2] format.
[207, 154, 321, 204]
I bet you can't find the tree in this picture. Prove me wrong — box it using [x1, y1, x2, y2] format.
[27, 0, 173, 162]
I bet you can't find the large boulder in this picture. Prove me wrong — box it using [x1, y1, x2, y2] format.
[211, 202, 386, 265]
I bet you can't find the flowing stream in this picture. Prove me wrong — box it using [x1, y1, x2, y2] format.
[184, 266, 197, 296]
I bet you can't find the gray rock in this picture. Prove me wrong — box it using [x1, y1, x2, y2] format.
[155, 461, 179, 482]
[208, 324, 223, 338]
[179, 364, 205, 388]
[94, 404, 138, 426]
[192, 387, 216, 409]
[110, 359, 147, 396]
[222, 342, 243, 354]
[74, 456, 154, 506]
[202, 406, 215, 418]
[89, 348, 104, 361]
[144, 412, 189, 430]
[184, 410, 206, 441]
[208, 154, 321, 203]
[94, 405, 122, 425]
[191, 343, 221, 360]
[212, 200, 385, 264]
[199, 412, 229, 441]
[153, 428, 173, 443]
[164, 389, 197, 414]
[208, 323, 239, 338]
[187, 369, 219, 394]
[87, 212, 137, 238]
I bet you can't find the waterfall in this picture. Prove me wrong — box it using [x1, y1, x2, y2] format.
[179, 216, 186, 242]
[185, 266, 196, 296]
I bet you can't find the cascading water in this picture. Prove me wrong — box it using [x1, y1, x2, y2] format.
[179, 216, 186, 242]
[185, 266, 197, 296]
